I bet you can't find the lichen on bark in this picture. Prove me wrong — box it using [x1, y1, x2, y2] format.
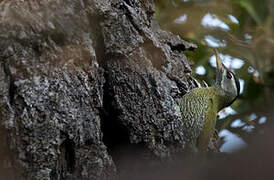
[0, 0, 197, 179]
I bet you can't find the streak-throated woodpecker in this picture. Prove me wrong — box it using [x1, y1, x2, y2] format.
[177, 50, 240, 151]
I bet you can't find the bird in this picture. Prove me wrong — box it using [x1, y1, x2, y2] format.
[177, 50, 240, 151]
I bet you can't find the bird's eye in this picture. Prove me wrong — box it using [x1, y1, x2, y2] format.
[227, 72, 232, 79]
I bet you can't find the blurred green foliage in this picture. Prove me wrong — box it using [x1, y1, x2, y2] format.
[155, 0, 274, 147]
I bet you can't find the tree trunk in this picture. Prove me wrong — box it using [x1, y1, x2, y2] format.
[0, 0, 197, 179]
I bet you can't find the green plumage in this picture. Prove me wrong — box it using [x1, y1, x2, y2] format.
[178, 51, 240, 151]
[177, 87, 223, 151]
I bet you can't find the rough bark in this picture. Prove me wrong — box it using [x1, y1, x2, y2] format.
[0, 0, 197, 179]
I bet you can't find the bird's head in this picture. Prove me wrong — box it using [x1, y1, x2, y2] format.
[215, 50, 240, 106]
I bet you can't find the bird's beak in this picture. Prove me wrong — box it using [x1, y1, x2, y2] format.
[214, 49, 223, 71]
[214, 49, 225, 84]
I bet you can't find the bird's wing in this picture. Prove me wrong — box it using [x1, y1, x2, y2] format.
[177, 91, 213, 146]
[197, 97, 216, 150]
